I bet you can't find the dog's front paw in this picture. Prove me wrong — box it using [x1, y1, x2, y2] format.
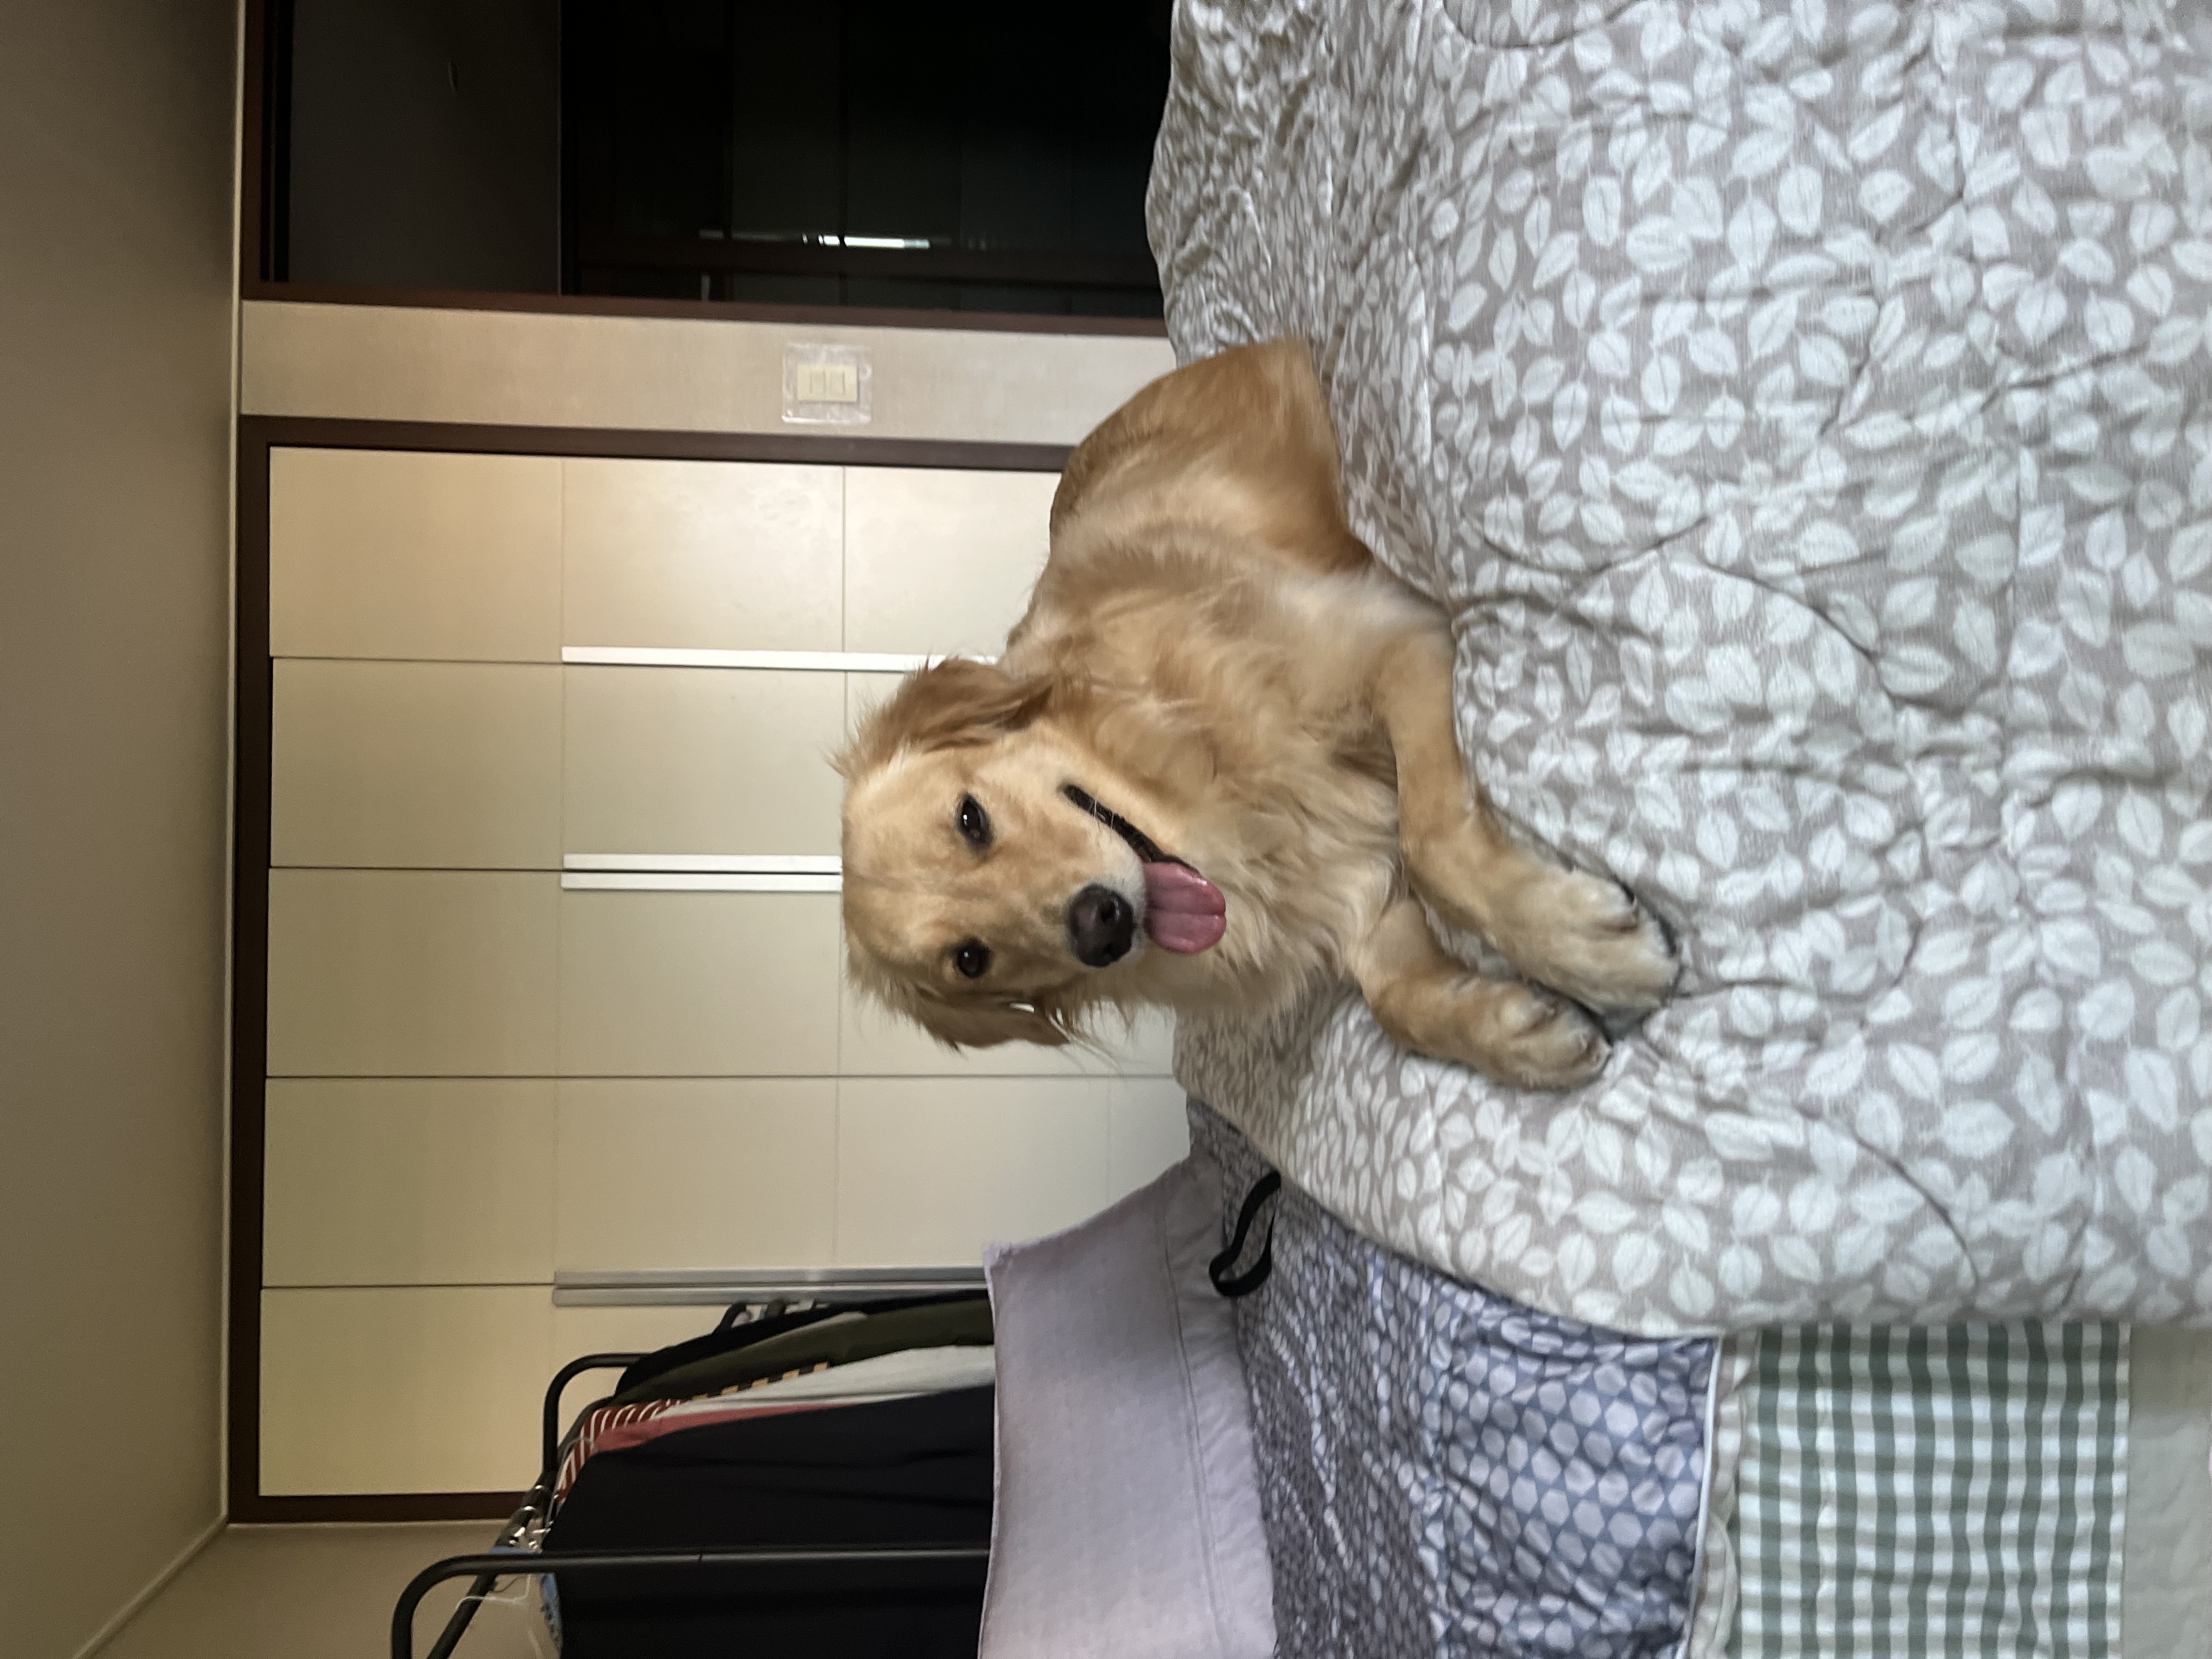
[1509, 873, 1679, 1015]
[1490, 984, 1612, 1091]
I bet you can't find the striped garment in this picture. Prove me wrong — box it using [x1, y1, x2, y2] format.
[1731, 1323, 2130, 1659]
[556, 1362, 838, 1496]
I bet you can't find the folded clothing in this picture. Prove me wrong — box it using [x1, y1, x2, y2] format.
[545, 1385, 995, 1658]
[612, 1301, 859, 1397]
[609, 1294, 991, 1406]
[611, 1291, 986, 1398]
[558, 1345, 998, 1497]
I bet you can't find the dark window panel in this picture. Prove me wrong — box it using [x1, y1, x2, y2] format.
[956, 285, 1074, 317]
[720, 273, 845, 307]
[276, 0, 1167, 317]
[727, 12, 844, 239]
[287, 0, 560, 291]
[841, 278, 961, 313]
[841, 2, 962, 245]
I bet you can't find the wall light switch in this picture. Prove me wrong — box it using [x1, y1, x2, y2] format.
[794, 362, 858, 403]
[783, 343, 871, 425]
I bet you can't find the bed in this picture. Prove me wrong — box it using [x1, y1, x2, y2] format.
[1145, 0, 2212, 1651]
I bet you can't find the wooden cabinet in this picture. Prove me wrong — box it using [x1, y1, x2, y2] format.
[250, 441, 1187, 1500]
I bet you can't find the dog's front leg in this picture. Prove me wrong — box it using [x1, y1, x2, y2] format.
[1372, 625, 1679, 1013]
[1348, 897, 1610, 1088]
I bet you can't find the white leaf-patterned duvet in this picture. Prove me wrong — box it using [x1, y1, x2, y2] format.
[1152, 0, 2212, 1331]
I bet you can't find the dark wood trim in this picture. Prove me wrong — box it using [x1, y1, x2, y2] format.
[240, 280, 1169, 337]
[227, 415, 1064, 1522]
[242, 416, 1073, 473]
[227, 426, 272, 1519]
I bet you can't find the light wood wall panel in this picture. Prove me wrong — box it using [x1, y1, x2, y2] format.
[266, 871, 559, 1077]
[833, 1079, 1113, 1265]
[562, 458, 842, 651]
[556, 1080, 837, 1272]
[262, 1080, 555, 1288]
[563, 667, 843, 857]
[842, 467, 1057, 656]
[557, 890, 840, 1076]
[270, 448, 561, 662]
[272, 660, 562, 870]
[260, 1286, 548, 1494]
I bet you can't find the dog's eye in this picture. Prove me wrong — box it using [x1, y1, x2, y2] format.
[952, 941, 992, 979]
[957, 794, 991, 849]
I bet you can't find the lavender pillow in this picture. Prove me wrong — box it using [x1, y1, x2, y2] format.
[981, 1149, 1276, 1659]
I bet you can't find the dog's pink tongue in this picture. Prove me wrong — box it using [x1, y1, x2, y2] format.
[1143, 863, 1226, 954]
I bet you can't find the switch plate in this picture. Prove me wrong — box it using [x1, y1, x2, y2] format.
[794, 362, 857, 403]
[783, 343, 871, 425]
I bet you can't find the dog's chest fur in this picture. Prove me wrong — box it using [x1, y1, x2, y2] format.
[1007, 540, 1429, 1017]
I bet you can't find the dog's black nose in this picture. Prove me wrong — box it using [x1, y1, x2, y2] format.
[1067, 884, 1137, 967]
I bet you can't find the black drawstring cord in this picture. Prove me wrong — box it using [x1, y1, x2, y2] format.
[1209, 1171, 1283, 1298]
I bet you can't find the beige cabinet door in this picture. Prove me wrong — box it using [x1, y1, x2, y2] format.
[272, 660, 562, 870]
[842, 467, 1059, 657]
[260, 1286, 549, 1494]
[556, 1079, 838, 1272]
[563, 458, 843, 652]
[262, 1080, 555, 1288]
[266, 871, 560, 1078]
[833, 1077, 1115, 1265]
[563, 665, 844, 858]
[270, 448, 561, 663]
[557, 890, 841, 1076]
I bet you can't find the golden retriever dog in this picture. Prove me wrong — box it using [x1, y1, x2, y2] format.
[836, 339, 1678, 1088]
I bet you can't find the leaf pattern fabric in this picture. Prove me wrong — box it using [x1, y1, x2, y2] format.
[1152, 0, 2212, 1330]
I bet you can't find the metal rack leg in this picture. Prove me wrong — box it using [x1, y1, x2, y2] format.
[413, 1496, 545, 1659]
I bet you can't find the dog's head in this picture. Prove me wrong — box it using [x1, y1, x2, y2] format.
[835, 658, 1223, 1049]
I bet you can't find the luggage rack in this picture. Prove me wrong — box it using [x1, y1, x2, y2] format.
[391, 1269, 990, 1659]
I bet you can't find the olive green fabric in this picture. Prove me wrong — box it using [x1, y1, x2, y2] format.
[613, 1296, 994, 1406]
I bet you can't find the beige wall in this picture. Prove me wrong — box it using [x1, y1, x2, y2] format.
[0, 5, 238, 1656]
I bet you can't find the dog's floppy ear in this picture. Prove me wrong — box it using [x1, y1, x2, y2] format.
[836, 657, 1052, 776]
[906, 995, 1074, 1051]
[844, 942, 1079, 1052]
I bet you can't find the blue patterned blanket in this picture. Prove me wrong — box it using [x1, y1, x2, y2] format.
[1193, 1102, 1720, 1657]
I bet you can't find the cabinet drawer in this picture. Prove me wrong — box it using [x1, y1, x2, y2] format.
[555, 1079, 837, 1272]
[267, 871, 559, 1077]
[270, 448, 560, 663]
[557, 889, 840, 1076]
[260, 1286, 548, 1494]
[272, 659, 561, 869]
[834, 1077, 1112, 1265]
[563, 665, 843, 858]
[842, 467, 1057, 657]
[563, 458, 842, 652]
[262, 1080, 555, 1288]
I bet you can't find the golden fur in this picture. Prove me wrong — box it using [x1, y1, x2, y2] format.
[837, 340, 1677, 1088]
